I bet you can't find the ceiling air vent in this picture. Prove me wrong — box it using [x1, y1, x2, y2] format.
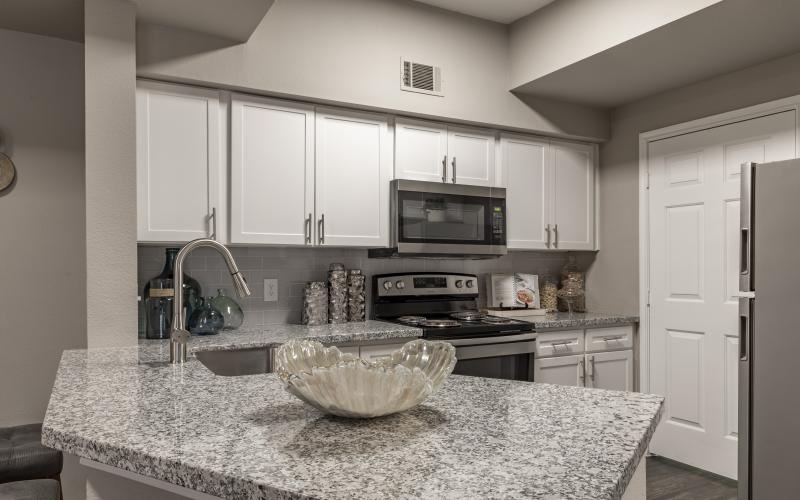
[401, 58, 443, 96]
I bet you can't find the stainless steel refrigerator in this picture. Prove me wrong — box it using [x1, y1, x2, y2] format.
[739, 160, 800, 499]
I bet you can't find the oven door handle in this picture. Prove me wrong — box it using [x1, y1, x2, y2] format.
[443, 332, 537, 346]
[454, 339, 537, 361]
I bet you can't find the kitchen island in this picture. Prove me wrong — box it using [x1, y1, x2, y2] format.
[43, 320, 662, 500]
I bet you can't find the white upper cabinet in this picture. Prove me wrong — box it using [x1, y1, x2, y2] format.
[394, 118, 448, 183]
[499, 136, 596, 251]
[447, 126, 496, 186]
[136, 81, 224, 243]
[395, 118, 498, 187]
[551, 140, 596, 250]
[500, 135, 551, 250]
[230, 95, 315, 245]
[315, 107, 392, 247]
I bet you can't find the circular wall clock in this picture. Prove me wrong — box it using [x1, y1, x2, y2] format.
[0, 152, 15, 192]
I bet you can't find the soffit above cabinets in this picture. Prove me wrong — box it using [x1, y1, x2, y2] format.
[512, 0, 800, 108]
[131, 0, 275, 42]
[0, 0, 83, 42]
[412, 0, 555, 24]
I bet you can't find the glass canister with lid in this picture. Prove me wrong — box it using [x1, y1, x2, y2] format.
[558, 255, 586, 312]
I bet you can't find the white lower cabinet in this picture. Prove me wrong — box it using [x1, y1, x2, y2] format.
[586, 350, 634, 391]
[533, 326, 634, 391]
[332, 341, 409, 362]
[533, 354, 584, 387]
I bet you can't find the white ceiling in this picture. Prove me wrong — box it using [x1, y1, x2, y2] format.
[413, 0, 555, 24]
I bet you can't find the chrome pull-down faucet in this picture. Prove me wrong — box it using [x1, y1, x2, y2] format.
[170, 238, 251, 363]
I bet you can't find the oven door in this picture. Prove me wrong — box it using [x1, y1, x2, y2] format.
[448, 333, 536, 382]
[393, 179, 506, 255]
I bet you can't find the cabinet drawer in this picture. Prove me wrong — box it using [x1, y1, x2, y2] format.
[359, 342, 407, 362]
[585, 326, 633, 352]
[535, 330, 584, 357]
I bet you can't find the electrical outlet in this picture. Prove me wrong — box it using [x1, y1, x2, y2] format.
[264, 279, 278, 302]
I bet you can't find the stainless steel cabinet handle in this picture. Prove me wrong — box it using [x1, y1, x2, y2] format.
[588, 355, 595, 382]
[578, 359, 585, 384]
[545, 224, 551, 248]
[602, 336, 625, 342]
[554, 223, 559, 248]
[452, 156, 457, 184]
[318, 214, 325, 244]
[305, 213, 312, 244]
[442, 155, 447, 183]
[208, 207, 217, 240]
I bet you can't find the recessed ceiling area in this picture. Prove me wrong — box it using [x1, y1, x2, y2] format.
[412, 0, 555, 24]
[512, 0, 800, 107]
[0, 0, 83, 42]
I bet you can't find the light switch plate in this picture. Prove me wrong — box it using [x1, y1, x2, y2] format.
[264, 279, 278, 302]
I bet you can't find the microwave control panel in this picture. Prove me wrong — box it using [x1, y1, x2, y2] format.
[491, 200, 506, 245]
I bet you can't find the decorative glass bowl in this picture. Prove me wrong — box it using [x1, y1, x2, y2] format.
[274, 339, 457, 418]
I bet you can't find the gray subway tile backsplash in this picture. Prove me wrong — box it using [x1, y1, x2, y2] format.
[138, 245, 582, 334]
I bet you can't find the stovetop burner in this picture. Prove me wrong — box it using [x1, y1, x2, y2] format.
[450, 311, 486, 321]
[397, 315, 426, 325]
[481, 316, 514, 325]
[420, 319, 461, 328]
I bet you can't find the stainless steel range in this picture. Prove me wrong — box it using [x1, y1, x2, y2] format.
[371, 272, 535, 381]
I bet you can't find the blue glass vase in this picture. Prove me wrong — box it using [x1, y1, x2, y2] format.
[188, 297, 224, 335]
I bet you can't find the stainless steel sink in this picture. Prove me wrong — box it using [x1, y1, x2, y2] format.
[195, 347, 274, 376]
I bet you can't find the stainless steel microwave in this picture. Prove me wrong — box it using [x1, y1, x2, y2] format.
[370, 179, 507, 258]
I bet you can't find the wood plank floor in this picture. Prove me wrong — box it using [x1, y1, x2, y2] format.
[647, 456, 738, 500]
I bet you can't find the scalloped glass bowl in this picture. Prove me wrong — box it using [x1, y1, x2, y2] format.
[274, 339, 457, 418]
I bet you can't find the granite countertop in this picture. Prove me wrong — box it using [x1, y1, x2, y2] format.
[140, 320, 423, 353]
[43, 320, 663, 500]
[516, 312, 639, 330]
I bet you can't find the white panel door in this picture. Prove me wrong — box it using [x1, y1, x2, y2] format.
[447, 126, 496, 187]
[394, 118, 448, 183]
[587, 350, 633, 392]
[230, 95, 314, 245]
[550, 140, 595, 250]
[315, 107, 392, 247]
[136, 81, 221, 242]
[500, 135, 551, 250]
[533, 354, 584, 387]
[647, 110, 795, 478]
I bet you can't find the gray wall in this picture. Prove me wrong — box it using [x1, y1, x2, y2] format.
[138, 246, 587, 331]
[135, 0, 609, 142]
[587, 50, 800, 315]
[0, 28, 86, 426]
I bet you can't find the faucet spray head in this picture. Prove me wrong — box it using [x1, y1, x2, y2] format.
[232, 271, 251, 298]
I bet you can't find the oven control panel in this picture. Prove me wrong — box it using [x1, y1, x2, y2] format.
[375, 273, 478, 297]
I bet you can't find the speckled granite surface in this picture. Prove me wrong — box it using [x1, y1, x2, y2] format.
[43, 338, 663, 499]
[141, 320, 422, 353]
[517, 312, 639, 330]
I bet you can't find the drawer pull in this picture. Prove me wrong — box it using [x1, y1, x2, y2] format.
[602, 336, 625, 342]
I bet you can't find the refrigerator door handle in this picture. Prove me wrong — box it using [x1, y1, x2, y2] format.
[740, 162, 755, 292]
[739, 298, 752, 361]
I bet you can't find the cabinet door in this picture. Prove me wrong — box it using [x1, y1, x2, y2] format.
[550, 140, 595, 250]
[533, 354, 584, 387]
[315, 107, 392, 247]
[359, 342, 408, 362]
[586, 350, 633, 392]
[136, 81, 221, 242]
[447, 126, 497, 186]
[500, 135, 551, 249]
[395, 118, 448, 183]
[230, 95, 315, 245]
